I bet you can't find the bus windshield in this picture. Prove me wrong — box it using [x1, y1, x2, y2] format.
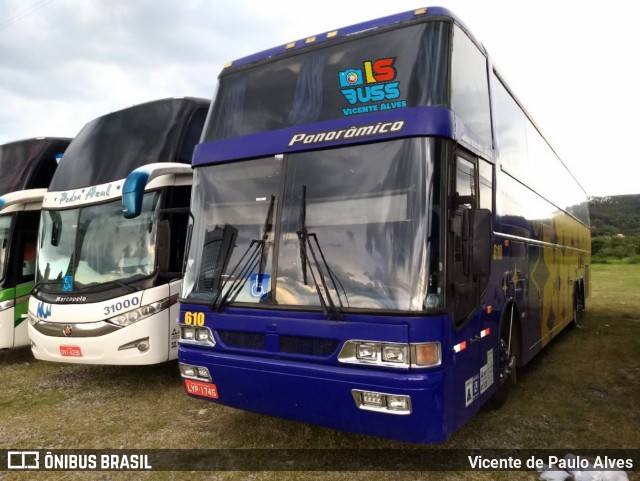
[0, 215, 10, 282]
[183, 138, 443, 312]
[36, 192, 161, 293]
[204, 21, 449, 141]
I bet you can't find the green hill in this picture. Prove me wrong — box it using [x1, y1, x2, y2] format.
[588, 194, 640, 262]
[589, 194, 640, 237]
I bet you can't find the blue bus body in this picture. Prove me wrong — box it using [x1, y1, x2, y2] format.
[179, 7, 590, 443]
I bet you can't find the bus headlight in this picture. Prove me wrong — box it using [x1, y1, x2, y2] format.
[356, 342, 377, 361]
[180, 325, 215, 346]
[179, 362, 212, 381]
[107, 298, 170, 327]
[339, 340, 441, 368]
[381, 344, 408, 363]
[352, 390, 412, 415]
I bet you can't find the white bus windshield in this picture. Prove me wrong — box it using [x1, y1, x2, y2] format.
[36, 192, 161, 293]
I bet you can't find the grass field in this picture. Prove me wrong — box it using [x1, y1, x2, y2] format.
[1, 264, 638, 480]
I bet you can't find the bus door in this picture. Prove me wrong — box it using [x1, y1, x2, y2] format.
[447, 154, 488, 422]
[0, 210, 39, 348]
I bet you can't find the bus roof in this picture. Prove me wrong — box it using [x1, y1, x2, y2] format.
[222, 7, 471, 72]
[48, 97, 209, 192]
[0, 137, 72, 197]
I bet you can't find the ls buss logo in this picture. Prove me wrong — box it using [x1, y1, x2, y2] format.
[338, 57, 407, 116]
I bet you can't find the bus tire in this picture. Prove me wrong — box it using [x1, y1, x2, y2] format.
[570, 285, 583, 329]
[488, 302, 520, 409]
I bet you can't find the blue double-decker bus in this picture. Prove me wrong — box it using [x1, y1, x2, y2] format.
[178, 7, 590, 443]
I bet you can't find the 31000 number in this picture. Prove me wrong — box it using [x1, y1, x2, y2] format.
[104, 297, 140, 316]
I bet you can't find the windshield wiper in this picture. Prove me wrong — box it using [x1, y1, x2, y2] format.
[297, 185, 346, 321]
[210, 195, 275, 312]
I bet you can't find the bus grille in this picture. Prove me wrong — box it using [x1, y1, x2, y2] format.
[280, 335, 339, 356]
[216, 330, 339, 357]
[217, 330, 266, 350]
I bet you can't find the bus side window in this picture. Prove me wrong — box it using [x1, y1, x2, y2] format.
[23, 240, 36, 277]
[14, 211, 40, 283]
[163, 186, 192, 275]
[479, 160, 493, 212]
[451, 156, 478, 324]
[455, 157, 476, 210]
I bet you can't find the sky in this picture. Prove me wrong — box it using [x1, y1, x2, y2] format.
[1, 0, 638, 197]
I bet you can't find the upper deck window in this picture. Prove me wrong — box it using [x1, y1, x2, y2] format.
[450, 25, 492, 149]
[204, 21, 450, 141]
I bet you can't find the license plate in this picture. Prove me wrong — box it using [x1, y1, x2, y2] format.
[60, 345, 82, 357]
[184, 379, 218, 399]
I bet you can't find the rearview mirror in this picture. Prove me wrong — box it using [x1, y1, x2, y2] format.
[50, 211, 62, 247]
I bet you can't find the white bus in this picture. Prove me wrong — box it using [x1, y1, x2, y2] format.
[0, 137, 71, 350]
[28, 98, 209, 364]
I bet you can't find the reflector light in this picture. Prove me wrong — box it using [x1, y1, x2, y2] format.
[453, 341, 467, 353]
[480, 328, 491, 338]
[413, 343, 441, 366]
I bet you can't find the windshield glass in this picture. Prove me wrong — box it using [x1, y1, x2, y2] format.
[36, 192, 161, 293]
[0, 215, 11, 282]
[183, 157, 281, 304]
[204, 21, 450, 141]
[183, 138, 443, 312]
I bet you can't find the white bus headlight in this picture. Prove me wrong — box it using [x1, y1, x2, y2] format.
[107, 298, 170, 327]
